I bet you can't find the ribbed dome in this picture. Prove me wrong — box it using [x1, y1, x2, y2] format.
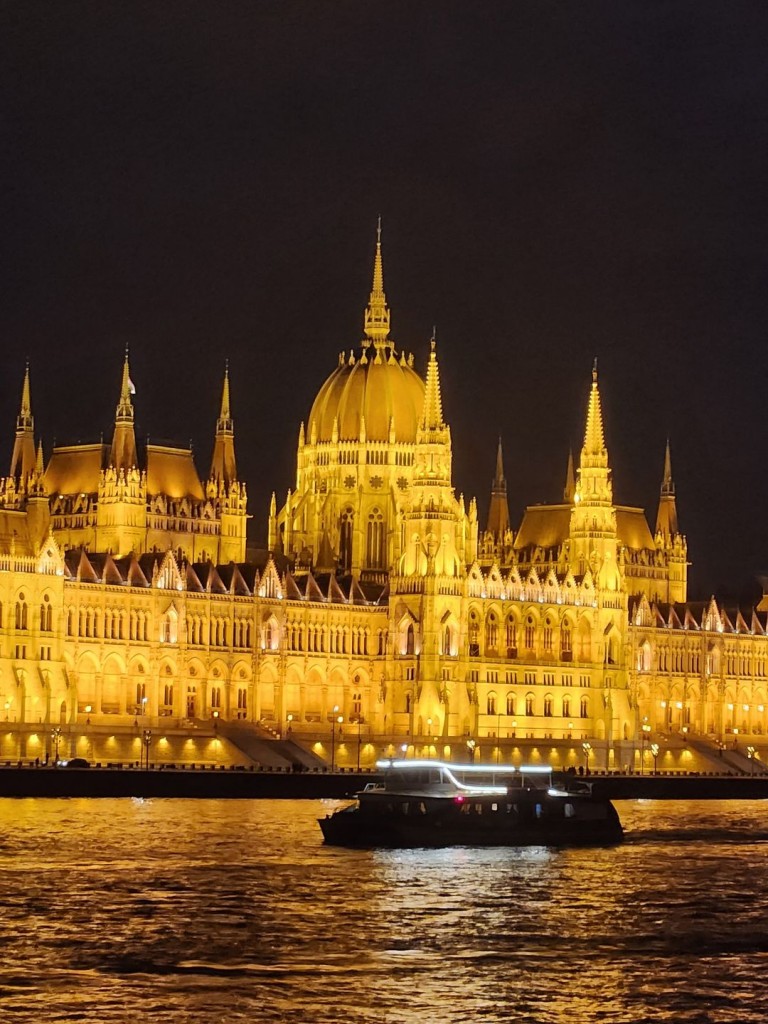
[309, 345, 425, 443]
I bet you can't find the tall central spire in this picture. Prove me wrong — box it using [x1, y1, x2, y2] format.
[581, 360, 608, 468]
[10, 362, 36, 481]
[110, 348, 138, 471]
[363, 218, 391, 345]
[486, 437, 510, 537]
[210, 362, 237, 487]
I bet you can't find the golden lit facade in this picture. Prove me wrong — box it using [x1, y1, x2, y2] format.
[1, 229, 765, 771]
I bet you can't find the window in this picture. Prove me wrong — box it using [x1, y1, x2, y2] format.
[543, 695, 553, 717]
[485, 613, 498, 654]
[525, 693, 534, 716]
[543, 620, 553, 653]
[405, 623, 415, 656]
[339, 508, 354, 572]
[468, 613, 480, 657]
[487, 693, 497, 716]
[580, 696, 589, 718]
[524, 617, 535, 651]
[366, 508, 386, 569]
[562, 696, 571, 718]
[15, 598, 28, 631]
[506, 693, 515, 716]
[506, 616, 517, 656]
[136, 682, 146, 706]
[40, 595, 52, 632]
[163, 684, 174, 707]
[560, 621, 572, 660]
[210, 687, 222, 709]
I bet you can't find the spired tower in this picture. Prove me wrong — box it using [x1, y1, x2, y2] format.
[275, 224, 476, 578]
[654, 439, 688, 603]
[97, 349, 146, 554]
[570, 363, 620, 588]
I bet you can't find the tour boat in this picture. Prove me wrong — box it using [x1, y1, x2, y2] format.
[318, 759, 623, 848]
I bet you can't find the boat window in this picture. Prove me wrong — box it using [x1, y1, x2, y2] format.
[417, 802, 427, 815]
[401, 802, 409, 815]
[535, 803, 543, 819]
[474, 803, 483, 815]
[491, 803, 498, 812]
[564, 803, 575, 818]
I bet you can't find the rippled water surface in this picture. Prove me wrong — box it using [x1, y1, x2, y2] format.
[1, 798, 768, 1022]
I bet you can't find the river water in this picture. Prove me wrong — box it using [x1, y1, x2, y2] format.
[1, 798, 767, 1023]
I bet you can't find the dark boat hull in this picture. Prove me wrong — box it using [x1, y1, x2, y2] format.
[319, 801, 623, 849]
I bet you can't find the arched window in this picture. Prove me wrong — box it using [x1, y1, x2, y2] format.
[487, 693, 497, 716]
[543, 619, 553, 654]
[405, 693, 411, 714]
[560, 621, 572, 660]
[485, 613, 498, 655]
[506, 616, 518, 657]
[506, 692, 515, 716]
[160, 608, 178, 644]
[562, 696, 571, 718]
[40, 595, 52, 632]
[405, 623, 415, 656]
[443, 624, 452, 656]
[524, 616, 535, 651]
[366, 508, 386, 569]
[136, 681, 146, 707]
[339, 507, 354, 573]
[543, 694, 553, 717]
[163, 684, 174, 707]
[637, 642, 651, 673]
[580, 696, 589, 718]
[468, 612, 480, 657]
[210, 686, 222, 709]
[15, 596, 27, 631]
[525, 693, 534, 716]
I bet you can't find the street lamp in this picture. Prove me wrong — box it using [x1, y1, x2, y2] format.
[651, 742, 659, 774]
[582, 741, 592, 774]
[640, 721, 651, 775]
[331, 712, 343, 770]
[142, 729, 152, 770]
[356, 715, 365, 771]
[747, 745, 756, 776]
[467, 738, 476, 764]
[286, 713, 293, 736]
[51, 726, 62, 764]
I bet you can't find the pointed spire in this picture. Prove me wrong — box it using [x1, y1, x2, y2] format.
[581, 360, 608, 466]
[494, 436, 505, 487]
[35, 439, 44, 475]
[110, 348, 138, 471]
[661, 437, 674, 496]
[656, 438, 679, 539]
[420, 336, 444, 431]
[363, 218, 391, 345]
[486, 437, 510, 537]
[219, 359, 231, 422]
[563, 449, 575, 502]
[10, 361, 36, 480]
[210, 362, 237, 487]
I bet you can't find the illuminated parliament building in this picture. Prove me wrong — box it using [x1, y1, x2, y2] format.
[0, 231, 765, 771]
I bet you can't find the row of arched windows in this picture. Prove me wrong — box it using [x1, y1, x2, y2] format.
[283, 621, 374, 655]
[467, 611, 579, 660]
[485, 692, 590, 718]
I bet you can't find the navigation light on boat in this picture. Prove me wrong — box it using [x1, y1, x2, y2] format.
[455, 795, 464, 803]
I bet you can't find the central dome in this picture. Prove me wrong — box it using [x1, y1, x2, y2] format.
[309, 345, 425, 443]
[307, 225, 426, 444]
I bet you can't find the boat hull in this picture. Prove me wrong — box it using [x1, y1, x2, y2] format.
[319, 800, 623, 849]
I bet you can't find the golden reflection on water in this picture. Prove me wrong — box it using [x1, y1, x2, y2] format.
[0, 799, 767, 1023]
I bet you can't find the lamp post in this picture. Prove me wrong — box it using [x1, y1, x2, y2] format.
[747, 745, 756, 776]
[651, 742, 659, 774]
[142, 728, 152, 770]
[51, 726, 62, 765]
[467, 738, 476, 764]
[356, 716, 364, 771]
[331, 711, 343, 770]
[640, 721, 651, 775]
[286, 713, 293, 737]
[582, 741, 592, 774]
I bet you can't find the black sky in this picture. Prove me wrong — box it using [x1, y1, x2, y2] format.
[2, 1, 767, 597]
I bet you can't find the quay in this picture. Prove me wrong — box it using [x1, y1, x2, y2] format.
[0, 764, 767, 800]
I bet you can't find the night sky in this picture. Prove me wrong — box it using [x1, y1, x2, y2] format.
[2, 2, 767, 598]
